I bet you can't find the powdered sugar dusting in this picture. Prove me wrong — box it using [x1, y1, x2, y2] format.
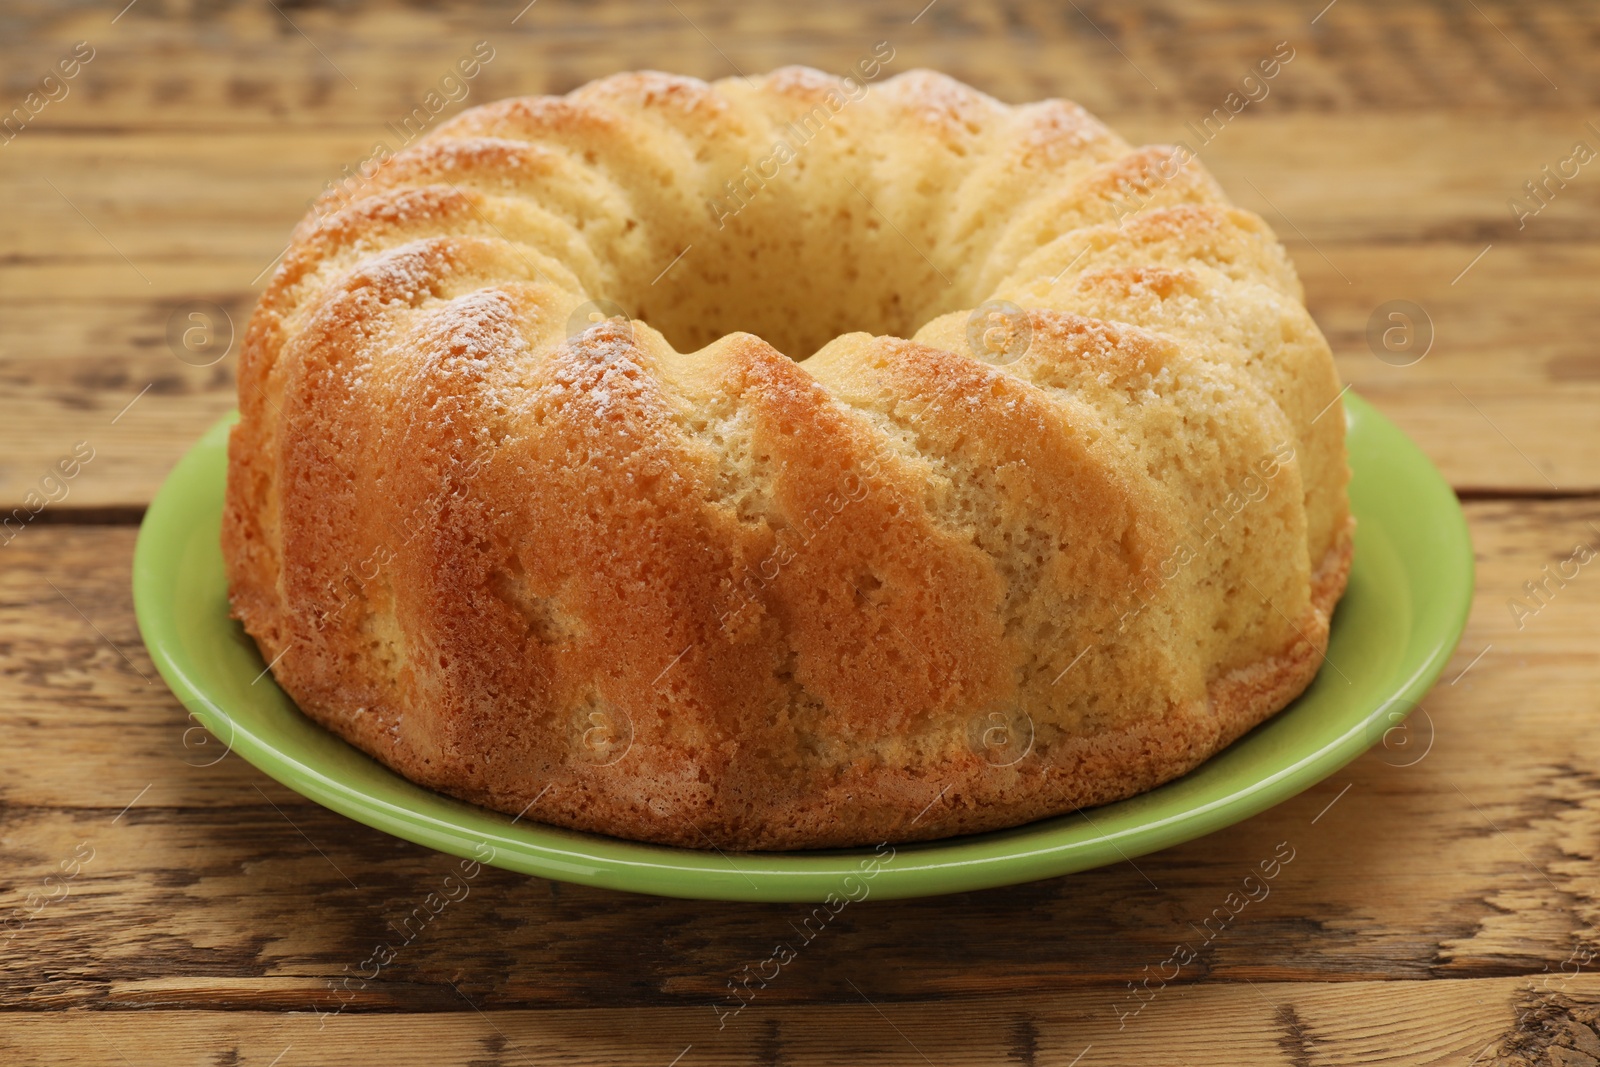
[585, 70, 729, 118]
[397, 287, 535, 427]
[886, 70, 998, 132]
[356, 241, 447, 307]
[766, 66, 845, 97]
[549, 322, 649, 422]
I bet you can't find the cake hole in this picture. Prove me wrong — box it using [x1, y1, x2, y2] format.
[603, 170, 989, 359]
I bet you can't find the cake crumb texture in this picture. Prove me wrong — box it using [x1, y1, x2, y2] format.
[223, 67, 1352, 850]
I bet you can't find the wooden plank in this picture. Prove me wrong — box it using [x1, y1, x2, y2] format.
[0, 2, 1596, 511]
[4, 116, 1595, 263]
[3, 110, 1598, 506]
[0, 976, 1581, 1066]
[0, 502, 1595, 1014]
[1, 0, 1595, 131]
[2, 0, 1595, 503]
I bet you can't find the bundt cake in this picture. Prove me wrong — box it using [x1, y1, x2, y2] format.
[223, 66, 1352, 850]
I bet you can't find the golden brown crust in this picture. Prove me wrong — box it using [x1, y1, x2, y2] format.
[223, 68, 1352, 850]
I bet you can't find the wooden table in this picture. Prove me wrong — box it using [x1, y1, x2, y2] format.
[3, 1, 1597, 1063]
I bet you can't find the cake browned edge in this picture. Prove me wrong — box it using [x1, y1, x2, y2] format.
[218, 64, 1357, 852]
[712, 518, 1358, 850]
[231, 515, 1353, 852]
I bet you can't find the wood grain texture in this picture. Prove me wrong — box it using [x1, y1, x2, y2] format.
[2, 0, 1597, 1063]
[1, 977, 1580, 1067]
[3, 501, 1599, 1062]
[1, 1, 1597, 506]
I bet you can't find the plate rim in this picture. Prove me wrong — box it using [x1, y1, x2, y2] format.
[132, 392, 1474, 902]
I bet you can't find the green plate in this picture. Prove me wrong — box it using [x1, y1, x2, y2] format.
[133, 392, 1473, 902]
